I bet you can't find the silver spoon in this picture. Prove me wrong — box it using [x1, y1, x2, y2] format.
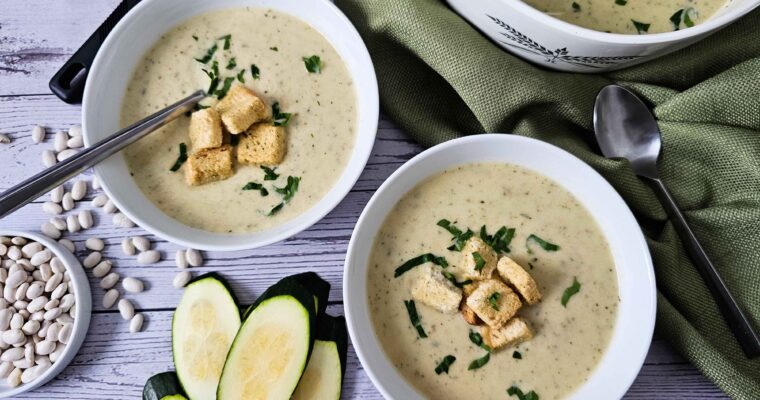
[0, 90, 206, 219]
[593, 84, 760, 358]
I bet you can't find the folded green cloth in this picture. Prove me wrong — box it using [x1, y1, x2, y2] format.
[335, 0, 760, 398]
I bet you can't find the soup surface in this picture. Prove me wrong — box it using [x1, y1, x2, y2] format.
[367, 163, 619, 399]
[524, 0, 729, 33]
[121, 8, 356, 233]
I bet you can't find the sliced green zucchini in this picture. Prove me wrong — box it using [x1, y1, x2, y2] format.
[142, 371, 185, 400]
[218, 279, 316, 400]
[173, 273, 241, 400]
[292, 315, 349, 400]
[160, 396, 188, 400]
[243, 273, 330, 319]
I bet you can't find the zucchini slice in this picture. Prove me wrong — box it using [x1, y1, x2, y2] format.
[172, 273, 241, 400]
[292, 315, 349, 400]
[243, 273, 330, 319]
[218, 279, 316, 400]
[142, 371, 185, 400]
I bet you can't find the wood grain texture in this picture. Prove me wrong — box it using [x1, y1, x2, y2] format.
[0, 0, 728, 398]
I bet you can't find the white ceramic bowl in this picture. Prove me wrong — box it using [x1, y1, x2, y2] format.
[344, 134, 656, 399]
[82, 0, 378, 251]
[447, 0, 760, 72]
[0, 231, 91, 398]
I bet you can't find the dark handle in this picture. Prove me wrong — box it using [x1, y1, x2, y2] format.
[48, 0, 142, 104]
[648, 177, 760, 358]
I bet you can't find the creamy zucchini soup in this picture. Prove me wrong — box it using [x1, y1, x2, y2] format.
[524, 0, 729, 34]
[121, 8, 356, 233]
[367, 163, 619, 399]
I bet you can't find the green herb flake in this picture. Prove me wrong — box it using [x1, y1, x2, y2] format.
[236, 69, 246, 83]
[194, 43, 218, 64]
[670, 9, 684, 29]
[404, 300, 428, 338]
[513, 351, 522, 359]
[242, 182, 269, 196]
[526, 234, 560, 253]
[561, 277, 581, 307]
[468, 330, 492, 352]
[572, 1, 581, 11]
[508, 386, 539, 400]
[683, 9, 695, 27]
[472, 252, 486, 271]
[467, 352, 490, 370]
[267, 202, 284, 216]
[443, 271, 472, 288]
[250, 64, 260, 80]
[219, 34, 231, 50]
[169, 143, 188, 172]
[488, 292, 501, 311]
[272, 102, 293, 126]
[615, 0, 627, 5]
[632, 20, 651, 34]
[434, 355, 456, 375]
[270, 46, 278, 51]
[274, 176, 300, 202]
[394, 253, 449, 278]
[481, 226, 516, 254]
[192, 35, 198, 41]
[206, 77, 219, 95]
[303, 55, 322, 74]
[261, 166, 279, 181]
[226, 57, 237, 70]
[215, 77, 235, 99]
[437, 219, 474, 251]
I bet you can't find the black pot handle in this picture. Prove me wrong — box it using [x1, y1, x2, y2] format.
[49, 0, 142, 104]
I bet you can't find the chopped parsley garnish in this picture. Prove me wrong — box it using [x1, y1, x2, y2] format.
[632, 20, 650, 34]
[437, 219, 474, 251]
[261, 166, 279, 180]
[467, 352, 490, 370]
[242, 182, 269, 196]
[507, 386, 539, 400]
[572, 1, 581, 11]
[472, 252, 486, 271]
[194, 43, 218, 64]
[274, 176, 300, 202]
[267, 202, 284, 216]
[192, 35, 198, 41]
[272, 102, 293, 126]
[404, 300, 428, 338]
[226, 57, 237, 70]
[236, 69, 246, 83]
[480, 225, 516, 254]
[303, 55, 322, 73]
[526, 234, 560, 253]
[442, 271, 472, 288]
[468, 330, 492, 352]
[561, 277, 581, 307]
[615, 0, 627, 5]
[435, 355, 456, 375]
[169, 143, 188, 172]
[206, 77, 219, 96]
[215, 77, 235, 99]
[488, 292, 501, 311]
[394, 253, 449, 277]
[270, 46, 278, 51]
[670, 8, 695, 30]
[219, 34, 231, 50]
[250, 64, 260, 80]
[683, 9, 695, 27]
[513, 351, 522, 359]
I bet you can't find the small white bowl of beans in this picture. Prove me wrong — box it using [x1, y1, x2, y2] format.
[0, 231, 91, 397]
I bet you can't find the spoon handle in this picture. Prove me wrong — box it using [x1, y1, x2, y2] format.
[648, 177, 760, 358]
[0, 90, 205, 220]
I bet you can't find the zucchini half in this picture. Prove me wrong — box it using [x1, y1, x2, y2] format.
[142, 371, 185, 400]
[172, 273, 241, 400]
[218, 279, 317, 400]
[243, 272, 330, 319]
[292, 315, 349, 400]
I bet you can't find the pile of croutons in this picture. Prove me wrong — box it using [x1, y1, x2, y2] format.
[185, 84, 286, 185]
[411, 236, 540, 351]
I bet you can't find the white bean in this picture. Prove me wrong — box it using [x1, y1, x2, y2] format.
[91, 194, 108, 208]
[71, 180, 87, 201]
[41, 201, 62, 215]
[56, 313, 73, 325]
[61, 192, 74, 211]
[65, 215, 80, 233]
[42, 150, 56, 167]
[0, 244, 6, 257]
[59, 294, 75, 311]
[26, 282, 44, 299]
[121, 238, 135, 256]
[40, 223, 61, 239]
[122, 277, 144, 293]
[31, 125, 45, 143]
[27, 297, 47, 313]
[53, 130, 68, 152]
[44, 299, 59, 311]
[21, 364, 45, 383]
[0, 134, 10, 144]
[50, 185, 64, 203]
[43, 308, 62, 321]
[103, 199, 117, 214]
[38, 264, 52, 281]
[58, 323, 72, 344]
[9, 314, 23, 330]
[6, 246, 21, 261]
[13, 301, 28, 311]
[49, 217, 66, 231]
[78, 210, 93, 229]
[85, 238, 104, 251]
[14, 283, 29, 302]
[68, 125, 82, 137]
[6, 271, 26, 289]
[51, 283, 67, 301]
[20, 242, 42, 259]
[132, 236, 150, 252]
[102, 289, 119, 309]
[185, 249, 203, 267]
[2, 331, 25, 347]
[83, 252, 101, 269]
[21, 320, 40, 336]
[0, 309, 12, 330]
[30, 249, 52, 266]
[58, 239, 75, 253]
[45, 273, 62, 292]
[6, 367, 21, 387]
[10, 237, 26, 246]
[66, 135, 84, 148]
[13, 358, 34, 370]
[118, 299, 134, 320]
[129, 313, 144, 333]
[137, 250, 160, 265]
[113, 212, 135, 228]
[92, 261, 112, 278]
[49, 343, 65, 362]
[56, 149, 78, 162]
[100, 272, 120, 289]
[51, 258, 64, 275]
[45, 322, 60, 341]
[35, 340, 55, 356]
[92, 176, 101, 190]
[173, 271, 192, 289]
[0, 362, 13, 378]
[30, 311, 44, 322]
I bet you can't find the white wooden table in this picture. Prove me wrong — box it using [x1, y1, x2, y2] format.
[0, 1, 729, 398]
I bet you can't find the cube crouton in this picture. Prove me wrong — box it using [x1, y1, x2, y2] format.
[189, 108, 223, 151]
[411, 265, 462, 314]
[465, 279, 522, 328]
[185, 145, 234, 186]
[481, 317, 533, 351]
[460, 237, 497, 281]
[460, 301, 481, 325]
[214, 85, 270, 134]
[237, 123, 286, 165]
[496, 257, 541, 305]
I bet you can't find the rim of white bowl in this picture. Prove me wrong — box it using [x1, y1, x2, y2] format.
[344, 134, 656, 400]
[0, 231, 91, 398]
[81, 0, 379, 251]
[495, 0, 760, 44]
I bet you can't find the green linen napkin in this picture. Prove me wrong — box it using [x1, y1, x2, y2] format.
[334, 0, 760, 398]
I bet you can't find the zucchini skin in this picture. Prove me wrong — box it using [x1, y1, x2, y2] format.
[287, 272, 331, 316]
[316, 315, 348, 380]
[185, 272, 241, 308]
[142, 371, 185, 400]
